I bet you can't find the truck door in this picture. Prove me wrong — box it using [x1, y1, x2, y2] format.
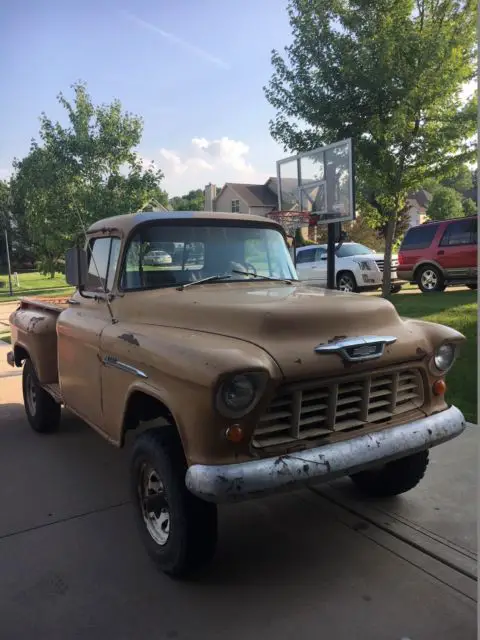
[57, 236, 121, 430]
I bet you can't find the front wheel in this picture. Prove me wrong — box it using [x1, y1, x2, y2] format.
[349, 450, 429, 497]
[22, 359, 61, 433]
[130, 428, 218, 579]
[337, 271, 358, 293]
[417, 265, 445, 293]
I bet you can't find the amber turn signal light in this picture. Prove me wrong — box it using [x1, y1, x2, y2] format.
[225, 425, 244, 443]
[433, 379, 447, 396]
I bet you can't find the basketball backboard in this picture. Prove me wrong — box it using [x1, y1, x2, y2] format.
[275, 139, 354, 224]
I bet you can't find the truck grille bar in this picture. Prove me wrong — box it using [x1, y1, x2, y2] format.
[252, 369, 424, 449]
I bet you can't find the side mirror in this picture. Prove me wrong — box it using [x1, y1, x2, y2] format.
[65, 247, 88, 288]
[320, 253, 327, 260]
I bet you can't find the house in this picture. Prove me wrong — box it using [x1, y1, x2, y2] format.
[204, 177, 300, 216]
[405, 189, 432, 227]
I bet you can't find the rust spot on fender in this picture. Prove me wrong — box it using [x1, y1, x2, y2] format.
[118, 333, 140, 347]
[28, 316, 44, 332]
[416, 347, 427, 356]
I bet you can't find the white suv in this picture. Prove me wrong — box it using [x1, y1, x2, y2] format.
[296, 242, 400, 293]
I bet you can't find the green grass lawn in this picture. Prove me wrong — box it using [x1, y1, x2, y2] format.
[392, 290, 477, 424]
[0, 271, 73, 302]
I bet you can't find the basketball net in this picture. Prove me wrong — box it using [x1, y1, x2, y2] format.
[267, 210, 324, 236]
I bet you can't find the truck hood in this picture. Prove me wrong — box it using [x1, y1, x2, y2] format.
[125, 282, 431, 379]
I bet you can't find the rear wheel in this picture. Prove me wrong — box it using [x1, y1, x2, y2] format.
[417, 265, 445, 293]
[337, 271, 358, 293]
[130, 428, 218, 579]
[22, 359, 61, 433]
[350, 450, 429, 497]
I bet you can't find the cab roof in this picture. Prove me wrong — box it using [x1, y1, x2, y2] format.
[87, 210, 282, 236]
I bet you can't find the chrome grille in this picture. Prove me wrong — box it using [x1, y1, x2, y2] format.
[252, 369, 424, 449]
[375, 259, 398, 273]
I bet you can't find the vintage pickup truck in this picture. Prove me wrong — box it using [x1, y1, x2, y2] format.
[7, 211, 466, 578]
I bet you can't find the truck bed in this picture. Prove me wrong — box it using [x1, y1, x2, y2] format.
[18, 295, 71, 313]
[9, 296, 70, 384]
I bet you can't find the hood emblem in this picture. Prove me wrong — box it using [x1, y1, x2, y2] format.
[314, 336, 397, 363]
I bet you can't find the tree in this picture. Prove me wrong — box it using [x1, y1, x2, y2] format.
[12, 81, 166, 276]
[264, 0, 477, 296]
[462, 197, 477, 216]
[170, 189, 205, 211]
[441, 164, 473, 192]
[426, 186, 464, 220]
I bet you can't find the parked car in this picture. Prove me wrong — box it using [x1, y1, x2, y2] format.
[397, 217, 478, 293]
[296, 242, 401, 293]
[7, 212, 466, 578]
[143, 249, 172, 266]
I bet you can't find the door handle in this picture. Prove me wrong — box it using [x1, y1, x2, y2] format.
[437, 250, 445, 256]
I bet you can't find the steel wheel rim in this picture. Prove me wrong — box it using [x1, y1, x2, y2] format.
[338, 275, 354, 292]
[421, 269, 437, 290]
[139, 463, 170, 546]
[26, 372, 37, 416]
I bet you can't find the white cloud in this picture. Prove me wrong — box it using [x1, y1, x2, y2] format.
[0, 168, 12, 181]
[150, 136, 269, 196]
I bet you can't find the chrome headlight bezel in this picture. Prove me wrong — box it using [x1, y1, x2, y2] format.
[355, 259, 377, 271]
[215, 371, 269, 419]
[431, 342, 457, 374]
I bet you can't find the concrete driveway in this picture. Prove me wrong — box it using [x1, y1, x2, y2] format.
[0, 344, 477, 640]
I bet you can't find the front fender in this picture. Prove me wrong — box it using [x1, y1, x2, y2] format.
[100, 324, 282, 464]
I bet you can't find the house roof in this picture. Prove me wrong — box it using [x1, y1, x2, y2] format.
[226, 183, 278, 208]
[407, 189, 432, 208]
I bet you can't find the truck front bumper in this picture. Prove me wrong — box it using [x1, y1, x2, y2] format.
[185, 405, 465, 504]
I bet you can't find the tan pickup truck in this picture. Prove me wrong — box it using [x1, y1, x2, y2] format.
[7, 211, 466, 578]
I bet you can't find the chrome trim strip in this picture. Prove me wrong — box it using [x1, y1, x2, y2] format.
[314, 335, 397, 362]
[103, 355, 148, 379]
[186, 405, 466, 504]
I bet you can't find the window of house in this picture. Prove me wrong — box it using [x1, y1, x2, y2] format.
[86, 237, 121, 292]
[231, 199, 240, 213]
[401, 225, 438, 250]
[439, 219, 476, 247]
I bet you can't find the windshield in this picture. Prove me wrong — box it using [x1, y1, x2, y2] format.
[120, 222, 297, 290]
[335, 243, 372, 257]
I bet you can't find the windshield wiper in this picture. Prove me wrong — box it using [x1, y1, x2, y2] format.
[177, 274, 232, 290]
[231, 269, 292, 283]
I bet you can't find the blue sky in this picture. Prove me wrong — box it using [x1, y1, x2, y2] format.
[0, 0, 294, 195]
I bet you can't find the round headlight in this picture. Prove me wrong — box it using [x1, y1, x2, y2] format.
[434, 343, 456, 371]
[216, 372, 267, 418]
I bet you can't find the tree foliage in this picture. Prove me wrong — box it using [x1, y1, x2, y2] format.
[11, 82, 166, 276]
[426, 186, 464, 220]
[462, 197, 477, 216]
[264, 0, 477, 295]
[170, 189, 205, 211]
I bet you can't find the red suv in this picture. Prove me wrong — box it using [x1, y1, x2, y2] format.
[398, 216, 477, 292]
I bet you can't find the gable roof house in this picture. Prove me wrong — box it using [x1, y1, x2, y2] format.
[204, 177, 299, 216]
